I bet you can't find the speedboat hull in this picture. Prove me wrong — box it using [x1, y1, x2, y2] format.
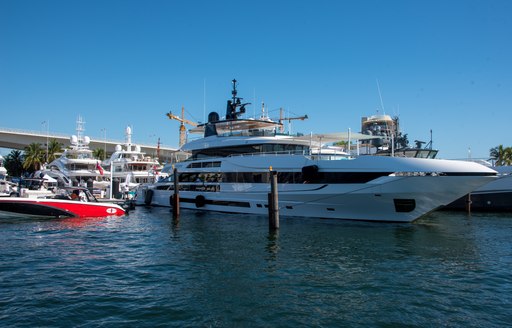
[0, 198, 126, 219]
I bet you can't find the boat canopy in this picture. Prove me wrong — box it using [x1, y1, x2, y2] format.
[189, 119, 281, 135]
[294, 132, 380, 143]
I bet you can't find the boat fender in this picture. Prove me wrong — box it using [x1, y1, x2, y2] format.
[195, 195, 206, 208]
[144, 189, 154, 205]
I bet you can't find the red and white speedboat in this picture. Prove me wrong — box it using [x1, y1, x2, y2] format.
[0, 187, 126, 219]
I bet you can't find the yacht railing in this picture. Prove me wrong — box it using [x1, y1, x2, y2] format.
[184, 149, 354, 161]
[226, 150, 311, 158]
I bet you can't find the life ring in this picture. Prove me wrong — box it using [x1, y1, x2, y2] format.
[144, 189, 154, 205]
[195, 195, 206, 208]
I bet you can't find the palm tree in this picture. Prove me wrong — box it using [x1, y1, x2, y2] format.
[490, 145, 503, 165]
[4, 150, 24, 177]
[504, 147, 512, 166]
[47, 138, 63, 162]
[489, 145, 512, 166]
[92, 148, 106, 161]
[23, 142, 44, 172]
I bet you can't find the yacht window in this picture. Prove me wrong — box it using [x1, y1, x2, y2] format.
[190, 144, 310, 159]
[187, 161, 221, 168]
[178, 172, 222, 183]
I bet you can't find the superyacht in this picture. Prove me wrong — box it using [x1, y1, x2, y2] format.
[134, 80, 496, 222]
[47, 116, 108, 190]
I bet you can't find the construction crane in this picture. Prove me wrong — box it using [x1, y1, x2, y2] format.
[278, 108, 308, 133]
[166, 106, 198, 147]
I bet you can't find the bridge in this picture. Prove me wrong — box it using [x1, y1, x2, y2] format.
[0, 127, 180, 162]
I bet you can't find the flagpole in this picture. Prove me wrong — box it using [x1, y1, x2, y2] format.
[109, 161, 113, 199]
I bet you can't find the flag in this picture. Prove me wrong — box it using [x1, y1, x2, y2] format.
[96, 161, 104, 175]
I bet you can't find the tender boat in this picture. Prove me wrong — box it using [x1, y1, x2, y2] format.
[134, 79, 497, 222]
[0, 187, 126, 219]
[17, 176, 58, 198]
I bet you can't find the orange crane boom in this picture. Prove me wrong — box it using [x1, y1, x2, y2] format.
[166, 106, 198, 147]
[278, 108, 308, 133]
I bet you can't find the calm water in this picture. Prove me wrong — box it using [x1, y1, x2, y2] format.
[0, 208, 511, 327]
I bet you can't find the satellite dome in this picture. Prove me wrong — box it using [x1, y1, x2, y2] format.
[115, 145, 122, 152]
[83, 136, 90, 145]
[70, 135, 78, 145]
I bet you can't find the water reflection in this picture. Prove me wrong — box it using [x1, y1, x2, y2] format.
[266, 230, 279, 263]
[1, 208, 510, 327]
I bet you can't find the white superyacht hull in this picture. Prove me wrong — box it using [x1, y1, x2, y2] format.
[135, 155, 496, 222]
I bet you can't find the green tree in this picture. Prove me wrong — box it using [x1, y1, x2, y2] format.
[490, 145, 512, 166]
[23, 142, 44, 172]
[4, 149, 24, 177]
[504, 147, 512, 166]
[47, 138, 63, 163]
[92, 148, 106, 160]
[333, 141, 348, 148]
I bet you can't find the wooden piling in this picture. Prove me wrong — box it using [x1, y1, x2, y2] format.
[173, 167, 180, 219]
[466, 193, 472, 215]
[268, 170, 279, 230]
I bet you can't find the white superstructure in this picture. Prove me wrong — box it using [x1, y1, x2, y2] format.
[47, 116, 108, 189]
[103, 126, 162, 194]
[134, 80, 496, 222]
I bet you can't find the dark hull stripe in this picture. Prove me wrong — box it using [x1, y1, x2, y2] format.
[0, 202, 76, 218]
[444, 191, 512, 212]
[180, 197, 251, 208]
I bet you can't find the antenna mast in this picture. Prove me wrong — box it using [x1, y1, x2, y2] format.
[376, 79, 385, 113]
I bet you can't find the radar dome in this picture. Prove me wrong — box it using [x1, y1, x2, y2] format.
[126, 126, 132, 135]
[83, 136, 90, 145]
[115, 145, 122, 152]
[70, 135, 78, 145]
[208, 112, 220, 123]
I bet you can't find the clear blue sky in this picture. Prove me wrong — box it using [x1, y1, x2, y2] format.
[1, 0, 511, 159]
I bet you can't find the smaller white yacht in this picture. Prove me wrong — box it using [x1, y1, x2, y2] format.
[47, 116, 109, 191]
[0, 155, 17, 197]
[103, 126, 162, 196]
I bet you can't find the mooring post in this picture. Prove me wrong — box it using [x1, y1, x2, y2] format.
[173, 167, 180, 219]
[466, 192, 472, 216]
[268, 169, 279, 230]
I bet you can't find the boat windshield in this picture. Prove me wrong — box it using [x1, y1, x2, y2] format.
[57, 188, 98, 202]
